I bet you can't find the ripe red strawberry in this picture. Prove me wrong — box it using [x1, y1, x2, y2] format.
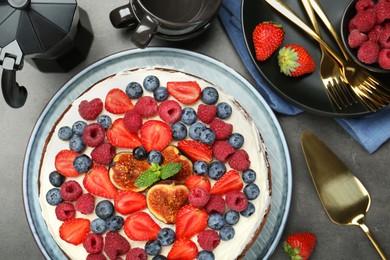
[124, 212, 161, 241]
[140, 120, 172, 152]
[83, 165, 118, 199]
[105, 88, 134, 114]
[253, 21, 285, 61]
[59, 218, 90, 245]
[210, 170, 243, 195]
[175, 205, 208, 238]
[167, 81, 201, 104]
[177, 140, 212, 163]
[114, 190, 147, 215]
[278, 44, 316, 77]
[106, 118, 142, 148]
[184, 175, 211, 192]
[283, 232, 317, 260]
[55, 149, 79, 177]
[167, 237, 198, 260]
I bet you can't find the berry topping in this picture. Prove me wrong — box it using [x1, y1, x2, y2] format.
[229, 133, 245, 149]
[55, 202, 76, 221]
[240, 202, 256, 217]
[69, 135, 86, 153]
[189, 121, 207, 140]
[126, 247, 148, 260]
[106, 215, 125, 232]
[82, 123, 105, 147]
[181, 107, 197, 125]
[95, 200, 114, 220]
[177, 140, 212, 163]
[207, 213, 225, 230]
[123, 110, 143, 133]
[224, 209, 240, 225]
[225, 190, 249, 212]
[201, 86, 219, 105]
[212, 141, 235, 162]
[105, 88, 134, 114]
[106, 118, 142, 148]
[83, 165, 118, 199]
[176, 205, 208, 238]
[167, 81, 201, 104]
[114, 190, 147, 215]
[184, 175, 212, 192]
[171, 122, 187, 140]
[83, 233, 104, 254]
[252, 21, 285, 61]
[72, 121, 87, 136]
[157, 228, 176, 246]
[134, 96, 159, 117]
[210, 119, 233, 140]
[59, 218, 90, 245]
[167, 237, 198, 260]
[73, 154, 92, 173]
[219, 226, 235, 241]
[199, 128, 216, 145]
[143, 75, 160, 91]
[211, 170, 243, 195]
[197, 229, 221, 251]
[147, 150, 163, 164]
[60, 180, 83, 202]
[158, 100, 183, 124]
[133, 146, 148, 160]
[198, 250, 215, 260]
[126, 82, 143, 99]
[188, 187, 211, 208]
[49, 171, 65, 187]
[124, 212, 161, 241]
[153, 86, 169, 102]
[46, 188, 63, 206]
[145, 240, 162, 256]
[228, 149, 251, 171]
[86, 253, 105, 260]
[91, 218, 107, 234]
[97, 114, 112, 129]
[78, 98, 103, 120]
[91, 143, 116, 165]
[243, 183, 261, 200]
[140, 120, 172, 151]
[216, 102, 232, 119]
[55, 150, 79, 177]
[75, 193, 95, 214]
[193, 160, 208, 175]
[208, 161, 226, 180]
[58, 126, 73, 140]
[104, 231, 131, 260]
[197, 104, 217, 124]
[204, 194, 226, 215]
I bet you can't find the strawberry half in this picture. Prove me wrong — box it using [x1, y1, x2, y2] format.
[278, 44, 316, 77]
[283, 232, 317, 260]
[167, 81, 201, 104]
[184, 175, 211, 192]
[59, 218, 90, 245]
[177, 140, 212, 163]
[253, 21, 285, 61]
[107, 118, 142, 148]
[167, 237, 198, 260]
[140, 120, 172, 152]
[83, 165, 118, 199]
[114, 190, 147, 215]
[55, 149, 79, 177]
[105, 88, 134, 114]
[124, 212, 161, 241]
[210, 170, 243, 195]
[175, 205, 208, 238]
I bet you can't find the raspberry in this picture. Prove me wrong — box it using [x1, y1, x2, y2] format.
[91, 143, 116, 165]
[104, 231, 130, 260]
[78, 98, 103, 120]
[368, 25, 383, 43]
[378, 48, 390, 69]
[197, 104, 217, 124]
[357, 40, 380, 64]
[158, 100, 182, 124]
[75, 193, 95, 214]
[86, 254, 106, 260]
[55, 202, 76, 221]
[349, 18, 357, 32]
[225, 190, 249, 212]
[134, 96, 158, 117]
[212, 141, 235, 162]
[204, 194, 226, 215]
[375, 1, 390, 24]
[188, 187, 211, 207]
[82, 123, 105, 147]
[123, 110, 143, 132]
[83, 233, 104, 254]
[379, 27, 390, 48]
[60, 180, 83, 202]
[353, 9, 376, 32]
[197, 229, 221, 251]
[228, 149, 251, 171]
[125, 247, 147, 260]
[348, 29, 368, 48]
[209, 118, 233, 140]
[355, 0, 374, 12]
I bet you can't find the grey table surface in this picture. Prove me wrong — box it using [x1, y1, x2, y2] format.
[1, 1, 389, 259]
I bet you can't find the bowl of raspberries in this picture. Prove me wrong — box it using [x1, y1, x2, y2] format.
[341, 0, 390, 72]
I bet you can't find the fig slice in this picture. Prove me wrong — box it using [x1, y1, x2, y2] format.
[161, 145, 194, 183]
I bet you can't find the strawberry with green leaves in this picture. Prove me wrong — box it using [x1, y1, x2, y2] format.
[283, 232, 317, 260]
[252, 21, 285, 61]
[278, 44, 316, 77]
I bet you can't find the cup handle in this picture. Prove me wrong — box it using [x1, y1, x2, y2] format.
[131, 15, 157, 48]
[109, 4, 138, 29]
[1, 69, 27, 108]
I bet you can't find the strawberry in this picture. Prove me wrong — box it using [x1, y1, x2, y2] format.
[177, 140, 212, 163]
[167, 237, 198, 260]
[83, 165, 118, 199]
[252, 21, 285, 61]
[166, 81, 201, 104]
[210, 170, 243, 195]
[283, 232, 317, 260]
[175, 205, 208, 238]
[124, 212, 161, 241]
[184, 175, 211, 192]
[140, 120, 172, 152]
[105, 88, 134, 114]
[278, 44, 316, 77]
[114, 190, 147, 215]
[59, 218, 90, 245]
[55, 149, 79, 177]
[106, 118, 142, 148]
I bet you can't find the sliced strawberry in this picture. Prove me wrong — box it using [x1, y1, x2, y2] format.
[59, 218, 90, 245]
[184, 175, 211, 192]
[210, 170, 243, 195]
[167, 237, 198, 260]
[105, 88, 134, 114]
[107, 118, 142, 148]
[140, 120, 172, 152]
[55, 149, 79, 177]
[114, 190, 147, 215]
[177, 140, 212, 163]
[167, 81, 201, 105]
[176, 205, 207, 238]
[83, 165, 118, 199]
[124, 212, 161, 241]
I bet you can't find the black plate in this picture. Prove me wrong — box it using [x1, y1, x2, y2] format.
[241, 0, 388, 117]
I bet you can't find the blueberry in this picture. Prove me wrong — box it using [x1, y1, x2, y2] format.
[171, 122, 187, 140]
[228, 133, 244, 149]
[152, 256, 167, 260]
[242, 169, 256, 183]
[199, 128, 216, 145]
[198, 250, 215, 260]
[126, 82, 143, 99]
[145, 240, 161, 256]
[224, 210, 240, 225]
[219, 226, 235, 241]
[193, 160, 208, 175]
[181, 107, 197, 125]
[147, 150, 163, 165]
[243, 183, 260, 200]
[189, 122, 206, 140]
[216, 102, 232, 119]
[201, 86, 219, 105]
[153, 87, 169, 101]
[73, 154, 92, 173]
[240, 202, 256, 217]
[133, 146, 148, 160]
[91, 218, 107, 234]
[157, 227, 176, 246]
[58, 126, 73, 140]
[49, 171, 65, 187]
[72, 121, 87, 136]
[106, 215, 124, 231]
[143, 75, 160, 92]
[207, 213, 225, 230]
[69, 135, 86, 153]
[46, 188, 63, 206]
[95, 200, 114, 220]
[208, 161, 226, 180]
[97, 115, 112, 129]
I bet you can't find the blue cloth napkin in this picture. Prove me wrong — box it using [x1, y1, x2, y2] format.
[219, 0, 390, 153]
